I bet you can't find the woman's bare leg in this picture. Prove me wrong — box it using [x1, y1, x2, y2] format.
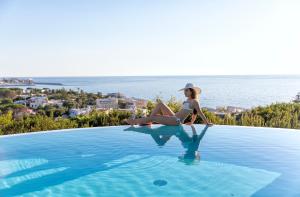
[150, 103, 164, 116]
[126, 103, 176, 126]
[127, 117, 152, 125]
[143, 103, 174, 125]
[150, 103, 175, 117]
[127, 115, 179, 126]
[151, 115, 179, 126]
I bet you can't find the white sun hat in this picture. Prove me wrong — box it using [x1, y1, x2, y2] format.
[178, 83, 201, 94]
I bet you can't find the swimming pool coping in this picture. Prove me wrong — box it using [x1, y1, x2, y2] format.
[0, 124, 298, 138]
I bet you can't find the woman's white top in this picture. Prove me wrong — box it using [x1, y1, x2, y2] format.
[182, 100, 193, 112]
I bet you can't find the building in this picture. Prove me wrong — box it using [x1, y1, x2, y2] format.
[226, 106, 246, 113]
[125, 102, 136, 111]
[215, 112, 227, 118]
[202, 107, 218, 113]
[106, 92, 125, 98]
[132, 98, 148, 108]
[28, 96, 48, 109]
[24, 88, 33, 94]
[96, 98, 118, 109]
[48, 99, 64, 108]
[206, 106, 246, 115]
[294, 92, 300, 103]
[13, 107, 35, 119]
[18, 94, 30, 99]
[41, 88, 50, 93]
[119, 97, 148, 109]
[13, 100, 27, 106]
[216, 106, 226, 112]
[69, 107, 92, 118]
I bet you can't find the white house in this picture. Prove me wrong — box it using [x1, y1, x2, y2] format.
[28, 96, 48, 109]
[226, 106, 246, 113]
[69, 107, 92, 118]
[24, 88, 33, 94]
[41, 88, 50, 93]
[96, 97, 118, 109]
[120, 97, 148, 109]
[125, 102, 136, 111]
[18, 94, 30, 99]
[48, 99, 64, 108]
[294, 92, 300, 102]
[14, 100, 27, 106]
[203, 107, 218, 113]
[132, 98, 148, 108]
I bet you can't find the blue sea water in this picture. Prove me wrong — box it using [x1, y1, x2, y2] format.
[5, 75, 300, 108]
[0, 125, 300, 196]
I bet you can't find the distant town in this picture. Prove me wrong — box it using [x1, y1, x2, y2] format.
[0, 87, 149, 119]
[0, 86, 249, 121]
[0, 77, 63, 86]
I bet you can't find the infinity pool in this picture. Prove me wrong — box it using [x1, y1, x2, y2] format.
[0, 125, 299, 197]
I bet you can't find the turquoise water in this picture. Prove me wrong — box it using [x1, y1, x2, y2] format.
[0, 125, 300, 196]
[11, 75, 300, 108]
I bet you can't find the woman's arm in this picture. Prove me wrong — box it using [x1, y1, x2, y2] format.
[185, 114, 197, 125]
[193, 100, 213, 126]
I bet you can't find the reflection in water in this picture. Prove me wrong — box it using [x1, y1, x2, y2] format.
[124, 125, 209, 164]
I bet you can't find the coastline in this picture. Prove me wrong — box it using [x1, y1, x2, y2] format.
[1, 76, 299, 109]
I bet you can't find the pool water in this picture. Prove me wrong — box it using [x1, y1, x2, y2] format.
[0, 125, 299, 197]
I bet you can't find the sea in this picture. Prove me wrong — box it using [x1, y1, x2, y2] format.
[3, 75, 300, 109]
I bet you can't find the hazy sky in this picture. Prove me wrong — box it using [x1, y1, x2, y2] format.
[0, 0, 299, 76]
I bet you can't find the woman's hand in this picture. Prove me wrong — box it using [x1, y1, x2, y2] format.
[206, 122, 213, 127]
[194, 100, 213, 127]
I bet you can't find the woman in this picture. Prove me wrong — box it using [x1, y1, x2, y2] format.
[125, 83, 213, 126]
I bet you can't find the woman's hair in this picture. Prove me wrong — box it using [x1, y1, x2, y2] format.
[188, 88, 197, 99]
[188, 88, 198, 115]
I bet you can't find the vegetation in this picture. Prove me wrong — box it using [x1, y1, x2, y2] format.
[0, 88, 22, 99]
[189, 102, 300, 129]
[0, 110, 131, 135]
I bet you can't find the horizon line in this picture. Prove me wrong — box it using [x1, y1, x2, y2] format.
[1, 74, 300, 78]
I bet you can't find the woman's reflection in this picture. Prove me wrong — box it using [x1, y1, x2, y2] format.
[178, 125, 209, 164]
[124, 125, 209, 164]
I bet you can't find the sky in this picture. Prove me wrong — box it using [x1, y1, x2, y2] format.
[0, 0, 300, 77]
